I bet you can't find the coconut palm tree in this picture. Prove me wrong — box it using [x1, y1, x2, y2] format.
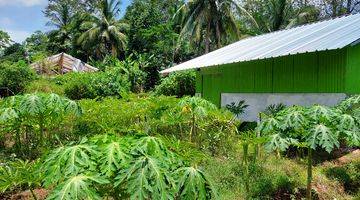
[176, 0, 253, 53]
[243, 0, 319, 33]
[44, 0, 76, 53]
[78, 0, 128, 58]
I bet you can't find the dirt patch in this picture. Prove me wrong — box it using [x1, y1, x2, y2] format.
[7, 188, 48, 200]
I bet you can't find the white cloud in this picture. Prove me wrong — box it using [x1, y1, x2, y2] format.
[0, 0, 46, 7]
[6, 30, 31, 43]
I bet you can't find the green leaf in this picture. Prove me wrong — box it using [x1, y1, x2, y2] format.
[0, 108, 18, 123]
[115, 155, 175, 200]
[280, 107, 307, 130]
[307, 105, 333, 122]
[99, 140, 130, 177]
[64, 99, 82, 116]
[265, 133, 298, 152]
[46, 174, 109, 200]
[308, 124, 339, 153]
[337, 114, 356, 131]
[257, 116, 280, 134]
[20, 94, 45, 115]
[42, 143, 98, 186]
[175, 167, 215, 200]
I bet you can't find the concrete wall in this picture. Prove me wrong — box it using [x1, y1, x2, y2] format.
[221, 93, 347, 121]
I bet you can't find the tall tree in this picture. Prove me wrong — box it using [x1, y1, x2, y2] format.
[124, 0, 191, 90]
[243, 0, 319, 34]
[44, 0, 94, 54]
[176, 0, 247, 53]
[0, 30, 12, 53]
[78, 0, 128, 58]
[320, 0, 360, 17]
[23, 31, 49, 58]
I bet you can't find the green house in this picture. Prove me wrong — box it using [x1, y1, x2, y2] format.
[162, 14, 360, 121]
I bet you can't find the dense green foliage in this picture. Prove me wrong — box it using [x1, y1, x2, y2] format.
[258, 102, 360, 199]
[1, 0, 360, 199]
[155, 71, 196, 97]
[0, 61, 35, 97]
[40, 135, 216, 199]
[55, 68, 130, 100]
[0, 93, 81, 158]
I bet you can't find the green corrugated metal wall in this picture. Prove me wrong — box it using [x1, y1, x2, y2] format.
[346, 44, 360, 93]
[196, 47, 356, 106]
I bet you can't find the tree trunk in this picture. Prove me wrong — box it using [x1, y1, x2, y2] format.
[39, 116, 45, 146]
[243, 143, 250, 199]
[205, 20, 211, 53]
[111, 44, 117, 57]
[190, 113, 196, 142]
[215, 21, 221, 49]
[306, 147, 313, 200]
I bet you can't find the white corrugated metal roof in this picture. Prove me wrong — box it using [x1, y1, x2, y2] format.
[161, 14, 360, 73]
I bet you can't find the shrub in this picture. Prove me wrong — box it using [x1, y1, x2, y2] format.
[155, 71, 196, 97]
[25, 77, 64, 95]
[56, 67, 131, 100]
[0, 61, 35, 97]
[76, 95, 237, 156]
[60, 73, 96, 100]
[325, 160, 360, 194]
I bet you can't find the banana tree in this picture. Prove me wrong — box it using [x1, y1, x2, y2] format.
[257, 100, 360, 200]
[178, 97, 216, 142]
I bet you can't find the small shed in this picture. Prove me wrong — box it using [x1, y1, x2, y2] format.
[31, 53, 98, 74]
[161, 14, 360, 121]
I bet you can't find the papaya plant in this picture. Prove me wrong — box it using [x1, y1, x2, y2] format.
[257, 101, 360, 200]
[0, 93, 82, 157]
[238, 131, 266, 199]
[179, 97, 216, 142]
[0, 159, 43, 200]
[41, 134, 216, 199]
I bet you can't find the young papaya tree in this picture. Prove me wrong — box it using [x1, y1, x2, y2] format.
[179, 97, 216, 142]
[257, 101, 360, 200]
[0, 93, 82, 156]
[41, 135, 216, 199]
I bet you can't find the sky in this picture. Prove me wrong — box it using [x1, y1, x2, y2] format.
[0, 0, 132, 43]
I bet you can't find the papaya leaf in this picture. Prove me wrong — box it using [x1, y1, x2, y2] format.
[42, 143, 98, 186]
[46, 174, 109, 200]
[265, 133, 298, 152]
[99, 140, 130, 177]
[115, 156, 175, 200]
[308, 124, 339, 153]
[0, 108, 18, 123]
[175, 167, 215, 200]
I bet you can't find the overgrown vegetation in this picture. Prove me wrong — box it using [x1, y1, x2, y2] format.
[1, 0, 360, 199]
